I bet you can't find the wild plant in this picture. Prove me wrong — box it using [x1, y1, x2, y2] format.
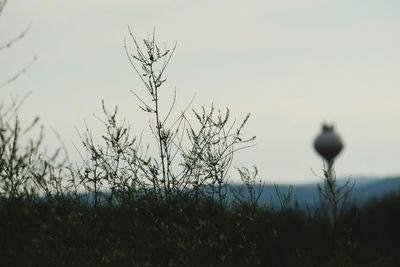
[0, 0, 37, 89]
[316, 160, 354, 229]
[0, 0, 68, 201]
[233, 166, 264, 211]
[0, 96, 67, 200]
[274, 184, 293, 210]
[76, 28, 255, 207]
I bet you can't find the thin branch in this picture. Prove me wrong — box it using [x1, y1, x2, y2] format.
[162, 87, 176, 125]
[160, 42, 177, 75]
[130, 89, 154, 112]
[0, 24, 31, 51]
[0, 56, 37, 88]
[0, 0, 7, 15]
[123, 36, 152, 92]
[167, 93, 196, 132]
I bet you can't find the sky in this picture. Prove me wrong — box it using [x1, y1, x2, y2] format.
[1, 0, 400, 184]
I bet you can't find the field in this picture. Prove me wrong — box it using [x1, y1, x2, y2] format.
[1, 190, 400, 266]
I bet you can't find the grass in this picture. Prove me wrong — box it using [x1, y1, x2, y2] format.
[1, 27, 400, 266]
[1, 192, 400, 266]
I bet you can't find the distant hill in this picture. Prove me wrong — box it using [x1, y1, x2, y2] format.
[228, 176, 400, 210]
[70, 176, 400, 211]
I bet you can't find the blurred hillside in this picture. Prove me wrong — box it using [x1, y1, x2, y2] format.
[230, 176, 400, 210]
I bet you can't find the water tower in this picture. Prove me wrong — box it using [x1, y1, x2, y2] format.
[313, 123, 344, 227]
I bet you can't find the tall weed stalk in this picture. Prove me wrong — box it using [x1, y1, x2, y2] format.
[76, 28, 255, 208]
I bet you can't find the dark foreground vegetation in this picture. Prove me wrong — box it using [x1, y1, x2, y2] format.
[2, 10, 400, 265]
[1, 192, 400, 266]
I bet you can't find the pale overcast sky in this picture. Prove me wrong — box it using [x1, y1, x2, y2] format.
[1, 0, 400, 183]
